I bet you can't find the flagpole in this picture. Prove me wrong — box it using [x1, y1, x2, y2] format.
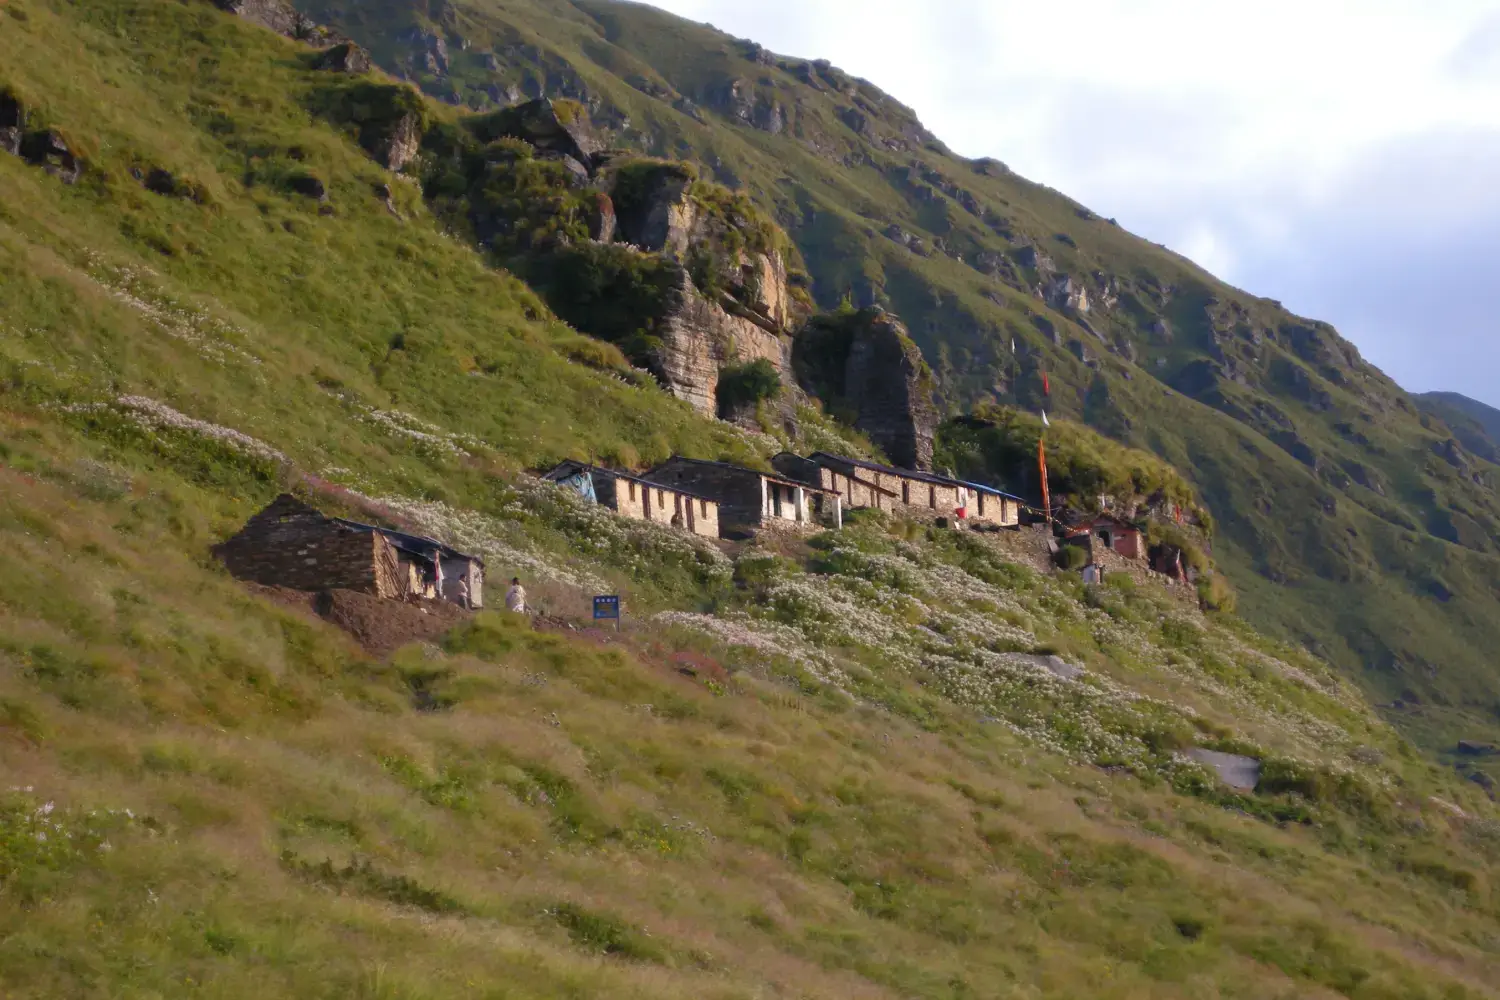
[1039, 369, 1052, 526]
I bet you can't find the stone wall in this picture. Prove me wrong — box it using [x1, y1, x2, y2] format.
[970, 493, 1020, 527]
[647, 459, 767, 530]
[213, 495, 403, 598]
[602, 474, 718, 537]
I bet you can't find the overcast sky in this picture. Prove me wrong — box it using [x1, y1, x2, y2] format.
[649, 0, 1500, 406]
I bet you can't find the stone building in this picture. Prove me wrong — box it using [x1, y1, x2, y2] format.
[1068, 514, 1145, 560]
[543, 460, 720, 538]
[645, 457, 842, 536]
[772, 452, 1021, 527]
[213, 494, 484, 607]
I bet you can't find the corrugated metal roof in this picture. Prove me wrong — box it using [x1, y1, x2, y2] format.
[542, 460, 718, 503]
[805, 452, 1023, 501]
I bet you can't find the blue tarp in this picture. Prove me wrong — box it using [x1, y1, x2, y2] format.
[558, 470, 597, 503]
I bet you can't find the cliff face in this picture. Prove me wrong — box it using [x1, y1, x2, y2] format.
[608, 162, 798, 414]
[652, 268, 791, 415]
[794, 308, 938, 470]
[845, 310, 938, 470]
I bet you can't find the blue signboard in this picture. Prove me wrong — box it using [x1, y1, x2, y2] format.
[593, 595, 621, 620]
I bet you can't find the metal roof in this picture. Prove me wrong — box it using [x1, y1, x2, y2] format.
[805, 452, 1023, 501]
[543, 460, 718, 504]
[647, 456, 840, 495]
[331, 518, 485, 566]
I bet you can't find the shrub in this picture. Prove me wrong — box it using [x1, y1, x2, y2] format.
[1197, 573, 1236, 613]
[1056, 543, 1088, 571]
[716, 359, 782, 415]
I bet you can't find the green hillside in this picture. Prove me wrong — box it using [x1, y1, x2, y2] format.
[3, 0, 1500, 996]
[257, 0, 1500, 759]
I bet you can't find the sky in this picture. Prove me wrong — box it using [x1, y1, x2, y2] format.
[648, 0, 1500, 405]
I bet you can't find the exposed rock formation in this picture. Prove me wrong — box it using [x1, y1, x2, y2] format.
[314, 42, 372, 74]
[0, 89, 24, 157]
[600, 160, 801, 414]
[213, 0, 298, 36]
[845, 310, 938, 470]
[476, 98, 600, 167]
[651, 268, 792, 415]
[212, 0, 343, 44]
[19, 130, 81, 184]
[796, 308, 936, 470]
[1042, 273, 1089, 313]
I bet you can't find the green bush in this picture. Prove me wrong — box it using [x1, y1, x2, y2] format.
[1056, 543, 1088, 571]
[716, 358, 782, 414]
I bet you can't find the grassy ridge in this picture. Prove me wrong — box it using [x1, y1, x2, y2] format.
[1, 2, 1500, 996]
[283, 0, 1500, 757]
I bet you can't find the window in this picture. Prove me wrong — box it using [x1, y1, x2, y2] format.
[929, 485, 937, 509]
[700, 500, 709, 517]
[901, 481, 910, 504]
[978, 493, 987, 516]
[628, 481, 637, 502]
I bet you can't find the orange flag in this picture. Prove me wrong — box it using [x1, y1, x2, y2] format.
[1038, 436, 1051, 525]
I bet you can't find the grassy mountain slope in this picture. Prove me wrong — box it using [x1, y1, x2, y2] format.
[1419, 392, 1500, 464]
[274, 0, 1500, 755]
[3, 3, 1500, 997]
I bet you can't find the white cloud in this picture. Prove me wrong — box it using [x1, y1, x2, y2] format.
[647, 0, 1500, 401]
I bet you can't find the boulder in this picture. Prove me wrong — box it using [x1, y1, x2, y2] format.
[19, 129, 81, 184]
[1457, 740, 1497, 756]
[314, 42, 372, 74]
[843, 309, 938, 471]
[1187, 749, 1261, 791]
[476, 98, 600, 168]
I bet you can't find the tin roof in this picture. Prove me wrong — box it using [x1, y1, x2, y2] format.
[542, 460, 718, 504]
[805, 452, 1024, 501]
[647, 456, 840, 495]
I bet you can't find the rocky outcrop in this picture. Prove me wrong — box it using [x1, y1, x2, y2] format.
[611, 161, 797, 334]
[1042, 273, 1089, 313]
[475, 98, 600, 168]
[838, 309, 938, 470]
[613, 164, 697, 257]
[651, 268, 792, 415]
[704, 78, 785, 134]
[213, 0, 298, 36]
[213, 0, 343, 44]
[0, 89, 24, 157]
[314, 42, 372, 74]
[19, 130, 81, 184]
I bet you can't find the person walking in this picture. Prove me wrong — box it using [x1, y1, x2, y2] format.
[505, 576, 527, 614]
[455, 576, 471, 611]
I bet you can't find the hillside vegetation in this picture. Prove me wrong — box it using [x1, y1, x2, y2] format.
[3, 1, 1500, 997]
[280, 0, 1500, 759]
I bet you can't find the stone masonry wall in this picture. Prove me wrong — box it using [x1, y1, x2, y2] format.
[214, 496, 402, 598]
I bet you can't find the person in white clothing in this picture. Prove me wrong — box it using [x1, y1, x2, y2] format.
[505, 577, 527, 614]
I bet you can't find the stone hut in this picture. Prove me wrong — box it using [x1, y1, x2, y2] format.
[772, 452, 1021, 527]
[1068, 514, 1145, 560]
[645, 457, 842, 536]
[543, 460, 720, 538]
[214, 495, 484, 607]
